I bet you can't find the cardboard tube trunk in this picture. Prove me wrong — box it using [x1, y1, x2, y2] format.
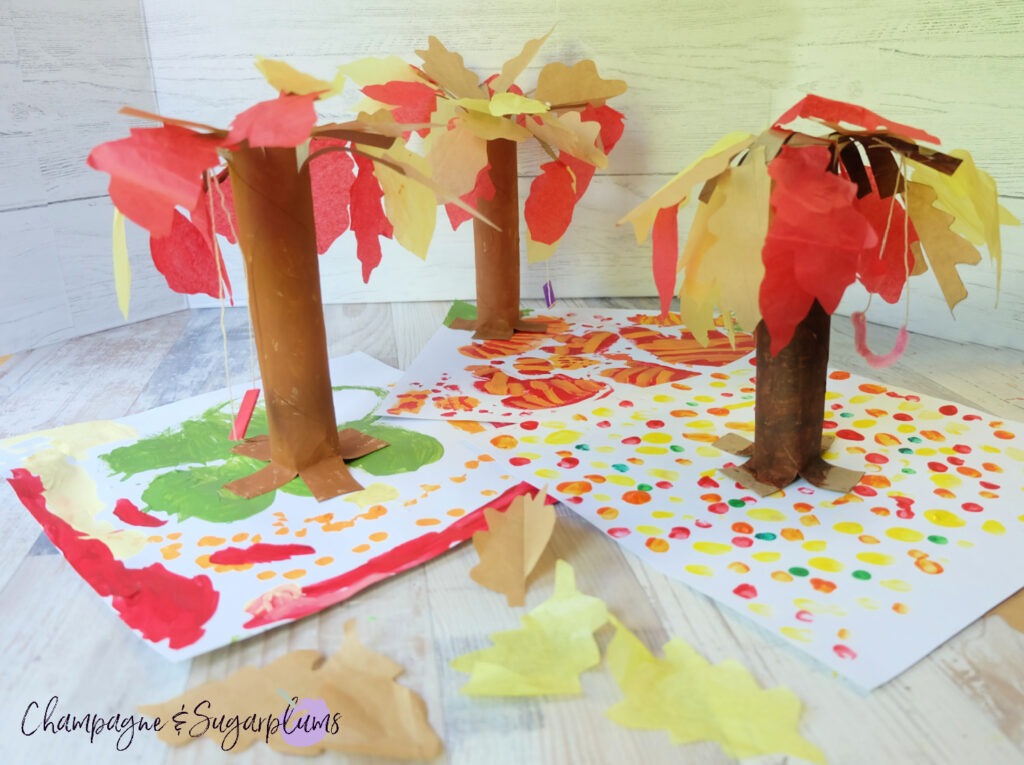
[719, 300, 863, 496]
[221, 145, 367, 502]
[453, 138, 546, 340]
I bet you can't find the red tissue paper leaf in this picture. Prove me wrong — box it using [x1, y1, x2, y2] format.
[349, 153, 393, 282]
[446, 163, 496, 231]
[525, 160, 577, 245]
[149, 209, 229, 298]
[362, 80, 441, 137]
[773, 94, 939, 145]
[87, 125, 223, 237]
[225, 93, 319, 148]
[852, 183, 919, 304]
[652, 204, 680, 317]
[761, 144, 877, 353]
[309, 137, 355, 254]
[580, 103, 626, 155]
[189, 179, 235, 303]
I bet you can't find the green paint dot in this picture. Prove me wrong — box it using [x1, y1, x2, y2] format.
[669, 445, 685, 453]
[901, 467, 916, 475]
[898, 447, 914, 455]
[789, 566, 809, 577]
[575, 443, 591, 451]
[908, 436, 922, 443]
[612, 464, 629, 473]
[852, 570, 872, 581]
[754, 532, 777, 541]
[637, 483, 653, 492]
[927, 535, 948, 545]
[686, 402, 698, 407]
[839, 411, 854, 418]
[728, 498, 746, 508]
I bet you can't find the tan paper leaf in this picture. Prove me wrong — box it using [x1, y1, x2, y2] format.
[492, 28, 553, 94]
[138, 621, 442, 759]
[427, 118, 489, 200]
[415, 36, 485, 99]
[906, 180, 982, 311]
[535, 59, 627, 107]
[470, 487, 556, 606]
[461, 110, 533, 142]
[525, 111, 605, 168]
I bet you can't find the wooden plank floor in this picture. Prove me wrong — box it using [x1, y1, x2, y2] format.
[1, 299, 1023, 764]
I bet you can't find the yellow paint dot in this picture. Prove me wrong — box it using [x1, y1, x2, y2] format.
[800, 515, 821, 528]
[352, 544, 371, 553]
[880, 579, 912, 592]
[653, 394, 673, 403]
[794, 598, 847, 617]
[857, 552, 895, 566]
[544, 430, 581, 445]
[685, 564, 714, 576]
[803, 540, 827, 552]
[693, 542, 732, 555]
[695, 445, 721, 458]
[781, 627, 813, 643]
[534, 468, 559, 479]
[772, 571, 794, 582]
[345, 483, 400, 508]
[369, 531, 388, 542]
[930, 473, 962, 489]
[896, 423, 915, 434]
[886, 527, 925, 542]
[752, 551, 781, 563]
[283, 569, 306, 580]
[540, 420, 566, 430]
[651, 511, 675, 519]
[693, 395, 715, 403]
[637, 445, 669, 455]
[982, 520, 1006, 535]
[898, 400, 922, 412]
[607, 474, 636, 487]
[256, 570, 276, 580]
[642, 432, 673, 444]
[748, 602, 773, 616]
[597, 507, 619, 520]
[852, 419, 876, 429]
[315, 556, 333, 566]
[857, 598, 881, 611]
[808, 557, 843, 572]
[198, 536, 227, 547]
[833, 522, 863, 535]
[593, 493, 611, 502]
[647, 468, 679, 481]
[747, 508, 787, 522]
[923, 509, 966, 528]
[685, 420, 715, 430]
[849, 394, 873, 405]
[593, 407, 613, 417]
[636, 525, 664, 535]
[728, 561, 750, 574]
[915, 447, 937, 457]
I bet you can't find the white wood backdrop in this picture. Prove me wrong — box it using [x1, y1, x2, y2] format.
[2, 0, 1022, 354]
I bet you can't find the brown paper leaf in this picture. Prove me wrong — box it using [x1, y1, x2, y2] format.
[470, 487, 556, 606]
[415, 36, 485, 99]
[525, 111, 605, 168]
[906, 181, 982, 311]
[535, 59, 627, 107]
[988, 588, 1024, 634]
[138, 621, 442, 758]
[492, 28, 553, 94]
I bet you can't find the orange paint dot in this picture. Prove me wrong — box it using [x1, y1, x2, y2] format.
[915, 558, 944, 575]
[622, 490, 652, 505]
[933, 488, 957, 500]
[874, 433, 900, 447]
[979, 491, 1000, 499]
[256, 570, 276, 580]
[907, 548, 928, 559]
[352, 544, 371, 553]
[700, 493, 722, 503]
[283, 569, 306, 580]
[982, 462, 1003, 473]
[861, 474, 891, 489]
[416, 518, 441, 526]
[369, 532, 388, 542]
[893, 602, 910, 614]
[728, 561, 750, 574]
[584, 473, 608, 484]
[294, 528, 307, 538]
[251, 534, 262, 544]
[447, 508, 466, 517]
[597, 507, 619, 521]
[956, 466, 982, 478]
[732, 522, 754, 534]
[557, 480, 593, 496]
[870, 506, 891, 517]
[800, 515, 820, 528]
[275, 528, 290, 536]
[450, 475, 467, 483]
[810, 577, 837, 594]
[464, 460, 480, 469]
[920, 430, 946, 442]
[837, 628, 852, 640]
[684, 433, 720, 443]
[481, 489, 499, 497]
[830, 370, 851, 380]
[858, 534, 880, 545]
[232, 533, 249, 543]
[994, 430, 1015, 440]
[198, 536, 226, 547]
[147, 535, 163, 544]
[315, 556, 333, 566]
[364, 505, 387, 519]
[478, 454, 495, 463]
[645, 538, 670, 553]
[859, 383, 887, 394]
[670, 409, 698, 418]
[161, 543, 182, 561]
[166, 532, 183, 540]
[772, 571, 794, 582]
[706, 407, 730, 416]
[781, 528, 805, 541]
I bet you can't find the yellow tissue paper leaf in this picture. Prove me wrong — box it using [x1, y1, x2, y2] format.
[470, 487, 556, 606]
[526, 237, 559, 264]
[255, 57, 344, 98]
[112, 208, 130, 320]
[427, 118, 488, 200]
[606, 617, 826, 764]
[339, 56, 423, 88]
[369, 142, 437, 259]
[491, 28, 552, 95]
[535, 59, 627, 107]
[620, 132, 754, 244]
[488, 92, 550, 117]
[906, 180, 982, 311]
[676, 196, 725, 344]
[452, 559, 608, 695]
[415, 36, 485, 99]
[139, 620, 442, 759]
[462, 109, 533, 142]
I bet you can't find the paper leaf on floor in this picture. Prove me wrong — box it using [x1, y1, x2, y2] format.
[254, 57, 344, 98]
[906, 180, 982, 311]
[452, 559, 608, 695]
[606, 617, 826, 764]
[225, 93, 320, 149]
[469, 487, 556, 606]
[535, 60, 627, 107]
[988, 588, 1024, 634]
[415, 36, 485, 99]
[139, 620, 442, 759]
[112, 208, 131, 319]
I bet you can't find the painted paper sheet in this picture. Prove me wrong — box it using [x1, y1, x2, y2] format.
[1, 353, 522, 660]
[390, 311, 1024, 690]
[382, 309, 755, 423]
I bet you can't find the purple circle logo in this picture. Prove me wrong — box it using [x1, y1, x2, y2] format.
[279, 697, 331, 747]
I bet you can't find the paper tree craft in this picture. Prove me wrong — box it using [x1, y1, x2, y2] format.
[347, 31, 627, 339]
[623, 94, 1018, 496]
[88, 60, 478, 502]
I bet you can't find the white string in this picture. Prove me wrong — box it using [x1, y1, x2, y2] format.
[207, 169, 235, 415]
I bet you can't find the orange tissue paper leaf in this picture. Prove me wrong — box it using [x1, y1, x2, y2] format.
[149, 209, 229, 298]
[470, 487, 556, 606]
[226, 93, 320, 149]
[139, 620, 443, 758]
[349, 153, 393, 282]
[773, 93, 939, 145]
[87, 125, 223, 237]
[652, 204, 680, 317]
[309, 137, 355, 254]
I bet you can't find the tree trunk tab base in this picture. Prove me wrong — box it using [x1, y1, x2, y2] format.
[716, 432, 864, 496]
[449, 315, 551, 340]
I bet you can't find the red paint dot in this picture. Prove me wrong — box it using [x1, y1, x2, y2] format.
[833, 644, 857, 660]
[961, 502, 983, 513]
[865, 453, 889, 465]
[853, 484, 877, 497]
[622, 436, 641, 445]
[521, 420, 539, 431]
[733, 583, 758, 599]
[795, 610, 814, 623]
[893, 496, 914, 510]
[962, 414, 982, 422]
[953, 443, 972, 453]
[708, 502, 730, 514]
[695, 519, 712, 529]
[669, 527, 691, 540]
[618, 400, 635, 408]
[509, 457, 531, 467]
[822, 420, 838, 430]
[698, 476, 720, 489]
[946, 456, 964, 466]
[893, 413, 913, 422]
[656, 481, 674, 490]
[896, 509, 915, 519]
[557, 457, 579, 469]
[596, 420, 611, 428]
[980, 481, 1001, 490]
[732, 536, 754, 548]
[939, 404, 958, 416]
[836, 429, 866, 442]
[927, 461, 948, 473]
[608, 528, 632, 538]
[646, 420, 665, 429]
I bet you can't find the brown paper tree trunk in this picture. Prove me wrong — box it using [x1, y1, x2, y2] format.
[452, 138, 546, 340]
[220, 145, 381, 502]
[718, 300, 863, 496]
